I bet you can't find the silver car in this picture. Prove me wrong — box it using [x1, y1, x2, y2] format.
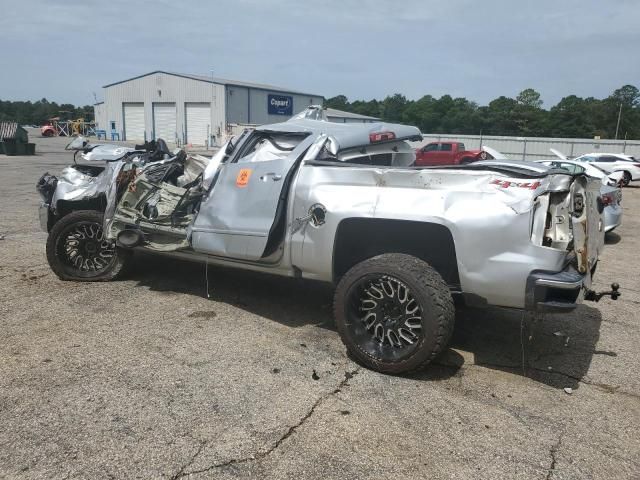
[37, 108, 617, 374]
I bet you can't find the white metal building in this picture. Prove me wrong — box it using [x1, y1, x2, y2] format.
[94, 71, 324, 146]
[325, 108, 379, 123]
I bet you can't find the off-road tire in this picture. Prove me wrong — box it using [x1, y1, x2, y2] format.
[334, 253, 455, 374]
[46, 210, 131, 282]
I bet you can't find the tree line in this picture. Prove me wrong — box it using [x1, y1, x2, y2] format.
[2, 85, 639, 139]
[0, 98, 94, 125]
[325, 85, 640, 139]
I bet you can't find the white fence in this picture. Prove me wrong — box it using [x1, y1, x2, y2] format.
[420, 133, 640, 160]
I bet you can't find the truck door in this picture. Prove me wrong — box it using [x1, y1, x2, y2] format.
[191, 131, 314, 261]
[416, 142, 440, 166]
[437, 142, 453, 164]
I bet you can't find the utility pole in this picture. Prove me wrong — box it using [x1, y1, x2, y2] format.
[614, 102, 622, 140]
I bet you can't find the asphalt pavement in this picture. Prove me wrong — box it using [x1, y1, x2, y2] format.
[0, 132, 638, 479]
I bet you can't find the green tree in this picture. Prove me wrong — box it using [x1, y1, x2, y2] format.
[484, 96, 519, 135]
[516, 88, 543, 108]
[605, 85, 640, 138]
[380, 94, 408, 123]
[324, 95, 349, 110]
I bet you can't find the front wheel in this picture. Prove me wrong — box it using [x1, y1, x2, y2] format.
[333, 254, 455, 374]
[622, 171, 632, 187]
[46, 210, 131, 281]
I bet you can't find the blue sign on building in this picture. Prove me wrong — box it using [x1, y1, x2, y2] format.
[268, 94, 293, 115]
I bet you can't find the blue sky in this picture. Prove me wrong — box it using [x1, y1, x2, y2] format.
[1, 0, 638, 107]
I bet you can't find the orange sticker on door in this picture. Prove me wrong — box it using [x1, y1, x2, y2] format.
[236, 168, 252, 187]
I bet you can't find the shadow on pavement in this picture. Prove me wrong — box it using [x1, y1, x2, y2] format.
[445, 305, 603, 389]
[131, 253, 336, 329]
[605, 231, 621, 245]
[131, 253, 602, 389]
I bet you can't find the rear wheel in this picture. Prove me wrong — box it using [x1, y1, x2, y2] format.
[460, 157, 474, 164]
[622, 171, 631, 187]
[46, 210, 131, 281]
[334, 254, 455, 374]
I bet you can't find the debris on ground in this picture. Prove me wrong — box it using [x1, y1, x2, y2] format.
[312, 370, 320, 380]
[564, 387, 573, 395]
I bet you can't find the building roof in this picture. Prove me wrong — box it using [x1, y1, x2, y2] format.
[324, 107, 380, 121]
[103, 70, 323, 98]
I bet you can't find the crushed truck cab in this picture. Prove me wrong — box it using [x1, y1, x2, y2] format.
[36, 107, 617, 374]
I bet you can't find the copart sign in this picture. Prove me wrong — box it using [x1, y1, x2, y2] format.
[268, 94, 293, 115]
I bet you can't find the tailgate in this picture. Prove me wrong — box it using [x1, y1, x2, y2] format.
[570, 176, 604, 276]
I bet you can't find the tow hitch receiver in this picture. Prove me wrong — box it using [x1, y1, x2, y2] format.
[585, 283, 621, 302]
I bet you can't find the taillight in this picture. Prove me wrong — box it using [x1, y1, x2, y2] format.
[369, 131, 396, 143]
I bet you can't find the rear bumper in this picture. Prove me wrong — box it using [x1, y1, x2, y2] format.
[604, 205, 622, 232]
[525, 264, 592, 313]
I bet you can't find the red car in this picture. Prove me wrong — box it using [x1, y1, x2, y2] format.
[415, 141, 491, 166]
[41, 124, 56, 137]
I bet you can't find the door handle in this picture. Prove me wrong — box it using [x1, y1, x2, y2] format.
[260, 172, 282, 181]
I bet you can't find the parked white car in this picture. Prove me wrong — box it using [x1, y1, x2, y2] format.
[566, 152, 640, 187]
[538, 159, 623, 187]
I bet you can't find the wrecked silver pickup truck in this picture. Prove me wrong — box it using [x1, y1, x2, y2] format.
[36, 107, 618, 374]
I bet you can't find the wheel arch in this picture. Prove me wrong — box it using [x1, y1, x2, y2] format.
[332, 218, 460, 288]
[53, 194, 107, 224]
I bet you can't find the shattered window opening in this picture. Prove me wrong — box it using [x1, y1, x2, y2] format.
[236, 134, 307, 164]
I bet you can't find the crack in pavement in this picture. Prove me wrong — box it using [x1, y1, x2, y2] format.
[170, 367, 361, 478]
[545, 431, 564, 480]
[170, 441, 206, 480]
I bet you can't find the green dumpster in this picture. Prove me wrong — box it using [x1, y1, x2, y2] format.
[0, 122, 35, 156]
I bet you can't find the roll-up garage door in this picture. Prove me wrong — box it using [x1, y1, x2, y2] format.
[186, 103, 211, 146]
[153, 103, 176, 143]
[123, 103, 145, 141]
